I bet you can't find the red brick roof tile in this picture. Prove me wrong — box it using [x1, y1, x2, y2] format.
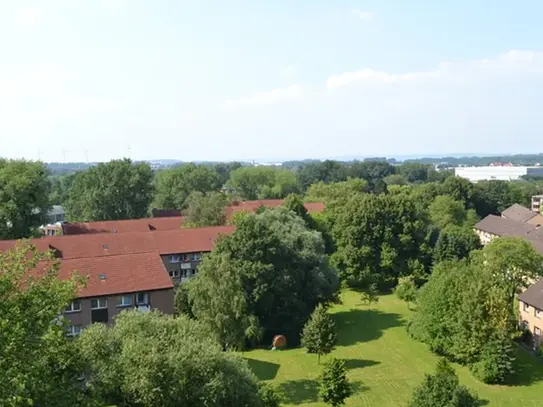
[60, 252, 173, 298]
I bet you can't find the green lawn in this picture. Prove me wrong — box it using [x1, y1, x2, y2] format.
[244, 291, 543, 407]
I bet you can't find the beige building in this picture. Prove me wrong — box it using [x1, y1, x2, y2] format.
[518, 279, 543, 347]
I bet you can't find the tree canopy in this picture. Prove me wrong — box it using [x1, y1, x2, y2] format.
[0, 243, 85, 406]
[301, 303, 338, 364]
[0, 159, 51, 239]
[188, 207, 339, 347]
[153, 163, 220, 210]
[225, 166, 299, 200]
[183, 191, 228, 227]
[65, 159, 154, 221]
[79, 310, 271, 407]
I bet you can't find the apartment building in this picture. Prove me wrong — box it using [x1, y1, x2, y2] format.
[518, 280, 543, 347]
[0, 226, 234, 335]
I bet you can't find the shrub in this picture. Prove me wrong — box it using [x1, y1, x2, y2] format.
[518, 329, 533, 347]
[469, 337, 515, 384]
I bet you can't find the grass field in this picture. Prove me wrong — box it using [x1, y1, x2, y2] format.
[244, 291, 543, 407]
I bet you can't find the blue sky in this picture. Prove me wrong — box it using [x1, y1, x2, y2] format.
[1, 0, 543, 162]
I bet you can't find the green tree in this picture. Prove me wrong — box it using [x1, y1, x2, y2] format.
[301, 304, 338, 364]
[360, 283, 379, 307]
[79, 310, 271, 407]
[441, 176, 475, 208]
[471, 237, 543, 306]
[189, 207, 339, 346]
[297, 160, 349, 191]
[327, 193, 430, 286]
[408, 359, 480, 407]
[153, 163, 220, 210]
[0, 242, 87, 406]
[183, 191, 228, 227]
[318, 358, 352, 407]
[305, 178, 368, 203]
[65, 159, 154, 221]
[428, 195, 467, 229]
[395, 276, 417, 309]
[49, 173, 76, 206]
[226, 166, 299, 200]
[0, 159, 51, 239]
[383, 174, 408, 186]
[174, 281, 194, 318]
[433, 225, 481, 263]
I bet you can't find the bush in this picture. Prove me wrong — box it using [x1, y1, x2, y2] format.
[469, 337, 515, 384]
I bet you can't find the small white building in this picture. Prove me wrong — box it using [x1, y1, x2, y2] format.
[455, 166, 543, 182]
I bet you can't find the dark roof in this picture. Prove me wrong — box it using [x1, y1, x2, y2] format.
[501, 204, 538, 223]
[474, 215, 538, 237]
[519, 279, 543, 309]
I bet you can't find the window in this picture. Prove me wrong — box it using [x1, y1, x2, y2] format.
[535, 326, 542, 336]
[169, 269, 180, 278]
[191, 268, 196, 276]
[536, 308, 542, 319]
[169, 255, 181, 263]
[523, 320, 530, 331]
[65, 300, 81, 313]
[91, 298, 108, 309]
[66, 324, 82, 337]
[136, 292, 149, 305]
[117, 295, 132, 307]
[190, 253, 202, 261]
[524, 302, 530, 312]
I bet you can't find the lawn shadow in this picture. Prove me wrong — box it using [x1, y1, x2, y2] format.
[245, 358, 280, 381]
[502, 346, 543, 387]
[343, 358, 380, 370]
[277, 379, 319, 404]
[333, 308, 404, 346]
[350, 380, 370, 394]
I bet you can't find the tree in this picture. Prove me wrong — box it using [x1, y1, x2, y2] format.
[408, 249, 519, 383]
[395, 276, 417, 309]
[153, 163, 220, 210]
[226, 166, 299, 200]
[189, 207, 339, 346]
[0, 242, 87, 406]
[408, 359, 480, 407]
[174, 281, 194, 318]
[327, 193, 430, 287]
[441, 176, 475, 208]
[301, 304, 338, 364]
[183, 191, 228, 227]
[65, 159, 154, 221]
[428, 195, 467, 229]
[79, 310, 272, 407]
[433, 225, 481, 263]
[318, 358, 352, 407]
[305, 178, 368, 203]
[383, 174, 408, 186]
[0, 159, 51, 239]
[471, 236, 543, 306]
[360, 283, 379, 307]
[297, 160, 348, 191]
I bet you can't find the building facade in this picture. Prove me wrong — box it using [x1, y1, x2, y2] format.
[455, 166, 543, 182]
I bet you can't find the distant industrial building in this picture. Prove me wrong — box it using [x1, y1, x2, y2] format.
[454, 165, 543, 182]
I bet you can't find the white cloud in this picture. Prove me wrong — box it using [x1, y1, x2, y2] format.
[326, 50, 543, 89]
[280, 65, 297, 79]
[351, 9, 375, 21]
[223, 85, 304, 109]
[13, 7, 42, 26]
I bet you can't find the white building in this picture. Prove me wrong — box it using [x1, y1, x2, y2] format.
[455, 166, 543, 182]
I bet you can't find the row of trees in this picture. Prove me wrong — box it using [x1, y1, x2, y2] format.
[4, 156, 543, 238]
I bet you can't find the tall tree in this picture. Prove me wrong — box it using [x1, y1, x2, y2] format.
[226, 166, 299, 200]
[428, 195, 467, 229]
[153, 163, 220, 210]
[318, 358, 352, 407]
[301, 304, 338, 364]
[434, 225, 481, 263]
[297, 161, 348, 191]
[79, 310, 271, 407]
[189, 207, 339, 346]
[0, 243, 87, 406]
[65, 159, 154, 221]
[305, 178, 368, 203]
[0, 159, 51, 239]
[408, 360, 480, 407]
[327, 193, 430, 286]
[395, 276, 417, 309]
[183, 191, 228, 227]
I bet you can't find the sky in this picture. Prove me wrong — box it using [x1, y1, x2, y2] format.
[1, 0, 543, 163]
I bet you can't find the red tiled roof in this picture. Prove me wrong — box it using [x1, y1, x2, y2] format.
[60, 252, 173, 298]
[0, 226, 234, 259]
[226, 199, 324, 217]
[62, 216, 184, 235]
